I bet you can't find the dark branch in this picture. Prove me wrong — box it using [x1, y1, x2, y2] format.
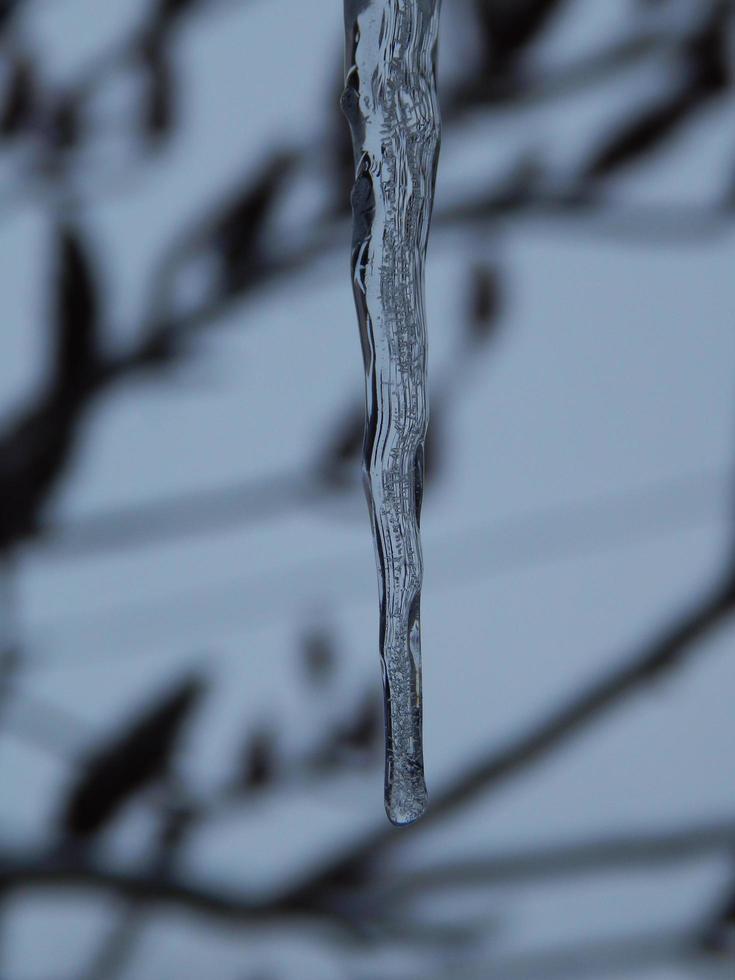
[374, 817, 735, 897]
[1, 816, 733, 931]
[288, 572, 735, 900]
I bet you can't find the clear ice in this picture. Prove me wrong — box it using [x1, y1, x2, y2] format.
[341, 0, 442, 825]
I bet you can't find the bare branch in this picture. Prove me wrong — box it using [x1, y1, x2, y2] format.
[394, 929, 709, 980]
[288, 573, 735, 901]
[1, 817, 733, 940]
[0, 845, 293, 926]
[373, 817, 735, 898]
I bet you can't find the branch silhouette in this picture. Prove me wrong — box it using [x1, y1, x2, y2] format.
[288, 570, 735, 901]
[1, 816, 733, 930]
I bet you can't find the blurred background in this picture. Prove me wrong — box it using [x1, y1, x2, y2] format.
[1, 0, 734, 977]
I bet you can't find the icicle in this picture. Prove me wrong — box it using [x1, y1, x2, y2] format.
[341, 0, 442, 825]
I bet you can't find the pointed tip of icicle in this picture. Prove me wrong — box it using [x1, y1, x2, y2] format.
[385, 774, 428, 827]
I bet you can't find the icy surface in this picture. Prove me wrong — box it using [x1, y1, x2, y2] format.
[341, 0, 442, 824]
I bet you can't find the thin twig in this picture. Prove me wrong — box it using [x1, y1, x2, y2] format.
[25, 465, 727, 669]
[287, 573, 735, 901]
[1, 816, 733, 930]
[371, 817, 735, 899]
[390, 929, 710, 980]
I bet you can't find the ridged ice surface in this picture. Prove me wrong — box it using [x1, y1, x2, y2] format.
[341, 0, 441, 825]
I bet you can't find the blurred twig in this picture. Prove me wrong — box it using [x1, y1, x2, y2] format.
[373, 817, 735, 898]
[25, 465, 727, 668]
[392, 929, 715, 980]
[447, 25, 694, 116]
[289, 570, 735, 900]
[0, 816, 733, 930]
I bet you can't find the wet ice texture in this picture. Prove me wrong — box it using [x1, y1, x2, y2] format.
[341, 0, 441, 825]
